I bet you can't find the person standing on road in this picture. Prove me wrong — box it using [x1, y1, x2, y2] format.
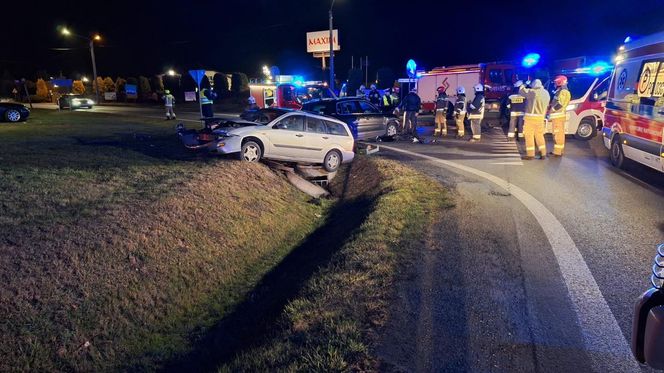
[200, 86, 216, 118]
[506, 81, 526, 140]
[468, 84, 485, 142]
[401, 89, 422, 143]
[163, 90, 176, 120]
[356, 84, 366, 97]
[434, 89, 449, 137]
[368, 84, 381, 107]
[381, 88, 394, 112]
[454, 86, 467, 138]
[520, 79, 550, 159]
[548, 75, 571, 157]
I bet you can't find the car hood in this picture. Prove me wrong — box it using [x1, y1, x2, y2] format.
[0, 102, 28, 109]
[220, 124, 267, 136]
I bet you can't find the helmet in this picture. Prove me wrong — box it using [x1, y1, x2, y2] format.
[531, 79, 543, 89]
[165, 89, 170, 94]
[248, 96, 256, 104]
[456, 86, 465, 95]
[359, 84, 366, 90]
[513, 80, 524, 88]
[370, 84, 377, 90]
[554, 75, 568, 87]
[474, 83, 484, 93]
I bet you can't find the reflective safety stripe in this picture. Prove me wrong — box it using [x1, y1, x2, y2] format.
[472, 135, 481, 139]
[524, 113, 545, 119]
[549, 112, 566, 119]
[554, 144, 565, 148]
[518, 133, 524, 138]
[507, 133, 515, 138]
[510, 112, 524, 117]
[539, 146, 547, 151]
[526, 146, 535, 150]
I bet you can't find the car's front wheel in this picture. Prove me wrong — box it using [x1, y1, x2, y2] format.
[575, 118, 597, 140]
[323, 149, 342, 172]
[610, 137, 625, 169]
[240, 141, 262, 162]
[385, 121, 398, 138]
[4, 109, 22, 122]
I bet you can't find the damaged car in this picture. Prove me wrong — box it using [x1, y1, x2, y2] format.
[177, 108, 355, 172]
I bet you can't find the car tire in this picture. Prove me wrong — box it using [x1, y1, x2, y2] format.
[4, 109, 22, 122]
[323, 150, 342, 172]
[385, 121, 398, 138]
[575, 118, 597, 140]
[240, 141, 262, 163]
[610, 137, 625, 169]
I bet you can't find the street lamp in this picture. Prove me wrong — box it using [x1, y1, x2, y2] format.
[81, 76, 89, 83]
[60, 26, 102, 104]
[329, 0, 336, 93]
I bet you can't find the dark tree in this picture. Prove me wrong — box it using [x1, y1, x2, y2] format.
[231, 72, 249, 98]
[376, 67, 396, 90]
[346, 68, 364, 96]
[213, 73, 230, 99]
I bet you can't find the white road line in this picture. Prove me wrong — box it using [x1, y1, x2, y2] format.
[144, 116, 201, 123]
[380, 144, 639, 372]
[490, 161, 523, 166]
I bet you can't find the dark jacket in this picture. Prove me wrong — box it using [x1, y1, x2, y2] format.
[435, 94, 449, 110]
[468, 93, 485, 115]
[402, 92, 421, 112]
[454, 94, 467, 115]
[368, 89, 381, 105]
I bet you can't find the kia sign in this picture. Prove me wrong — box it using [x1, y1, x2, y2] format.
[306, 30, 340, 53]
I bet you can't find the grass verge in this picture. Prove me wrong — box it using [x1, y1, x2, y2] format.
[0, 110, 327, 371]
[219, 156, 452, 371]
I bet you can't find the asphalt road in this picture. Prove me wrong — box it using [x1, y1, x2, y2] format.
[377, 122, 664, 372]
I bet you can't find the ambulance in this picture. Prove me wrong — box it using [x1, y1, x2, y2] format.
[416, 63, 517, 126]
[249, 83, 336, 110]
[601, 31, 664, 172]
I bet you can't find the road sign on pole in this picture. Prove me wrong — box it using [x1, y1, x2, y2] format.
[189, 70, 206, 119]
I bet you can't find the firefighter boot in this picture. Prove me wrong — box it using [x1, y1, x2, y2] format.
[551, 118, 565, 156]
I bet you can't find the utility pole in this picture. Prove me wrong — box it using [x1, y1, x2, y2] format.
[89, 40, 99, 104]
[329, 0, 336, 92]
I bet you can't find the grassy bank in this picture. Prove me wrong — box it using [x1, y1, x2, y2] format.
[219, 157, 452, 371]
[0, 111, 327, 371]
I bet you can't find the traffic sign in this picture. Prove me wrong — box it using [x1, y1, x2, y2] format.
[189, 70, 206, 87]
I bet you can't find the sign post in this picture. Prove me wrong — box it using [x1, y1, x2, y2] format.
[189, 69, 206, 119]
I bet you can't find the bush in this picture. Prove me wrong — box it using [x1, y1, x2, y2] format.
[72, 80, 85, 95]
[103, 77, 116, 93]
[138, 76, 152, 99]
[213, 73, 230, 99]
[94, 77, 106, 94]
[36, 78, 48, 98]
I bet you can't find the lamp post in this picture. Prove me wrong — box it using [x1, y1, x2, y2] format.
[61, 27, 102, 104]
[329, 0, 336, 93]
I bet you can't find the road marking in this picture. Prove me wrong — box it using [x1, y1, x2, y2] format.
[380, 144, 639, 372]
[490, 161, 523, 166]
[145, 116, 201, 123]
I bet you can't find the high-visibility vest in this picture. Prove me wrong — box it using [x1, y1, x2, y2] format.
[382, 94, 392, 107]
[549, 88, 571, 119]
[200, 89, 211, 105]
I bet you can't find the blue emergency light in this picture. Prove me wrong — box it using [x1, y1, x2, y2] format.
[406, 59, 417, 77]
[522, 53, 541, 68]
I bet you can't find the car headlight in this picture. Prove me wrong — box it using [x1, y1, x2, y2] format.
[88, 100, 95, 105]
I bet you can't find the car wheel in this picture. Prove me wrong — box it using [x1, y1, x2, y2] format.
[575, 118, 597, 140]
[5, 109, 21, 122]
[610, 137, 625, 169]
[385, 121, 398, 138]
[240, 141, 262, 162]
[323, 150, 342, 172]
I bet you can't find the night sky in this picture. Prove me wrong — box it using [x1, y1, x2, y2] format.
[3, 0, 663, 81]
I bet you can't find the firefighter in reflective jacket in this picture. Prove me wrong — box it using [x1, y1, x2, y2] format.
[434, 89, 449, 137]
[520, 79, 551, 159]
[454, 86, 467, 138]
[468, 84, 485, 142]
[548, 75, 571, 156]
[507, 81, 526, 140]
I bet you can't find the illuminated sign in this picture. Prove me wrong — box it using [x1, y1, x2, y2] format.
[306, 30, 340, 53]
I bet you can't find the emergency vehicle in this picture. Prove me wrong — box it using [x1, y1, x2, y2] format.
[545, 68, 612, 140]
[249, 83, 336, 110]
[602, 31, 664, 172]
[416, 63, 517, 125]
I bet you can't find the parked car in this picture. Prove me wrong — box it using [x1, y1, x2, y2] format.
[0, 102, 30, 122]
[58, 94, 95, 110]
[177, 108, 355, 172]
[302, 97, 400, 141]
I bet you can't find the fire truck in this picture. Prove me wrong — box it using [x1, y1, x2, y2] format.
[249, 83, 336, 110]
[416, 63, 518, 126]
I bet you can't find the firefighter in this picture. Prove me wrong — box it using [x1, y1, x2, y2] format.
[520, 79, 550, 159]
[200, 86, 216, 118]
[163, 89, 176, 120]
[368, 84, 381, 106]
[468, 84, 485, 142]
[434, 89, 449, 137]
[454, 86, 467, 138]
[548, 75, 571, 156]
[401, 89, 422, 143]
[507, 81, 526, 140]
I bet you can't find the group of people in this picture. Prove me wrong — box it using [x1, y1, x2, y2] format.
[506, 75, 571, 159]
[355, 84, 400, 112]
[162, 86, 219, 120]
[399, 75, 571, 159]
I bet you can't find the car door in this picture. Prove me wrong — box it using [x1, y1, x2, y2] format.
[336, 100, 361, 138]
[356, 100, 385, 139]
[266, 114, 308, 159]
[303, 116, 329, 162]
